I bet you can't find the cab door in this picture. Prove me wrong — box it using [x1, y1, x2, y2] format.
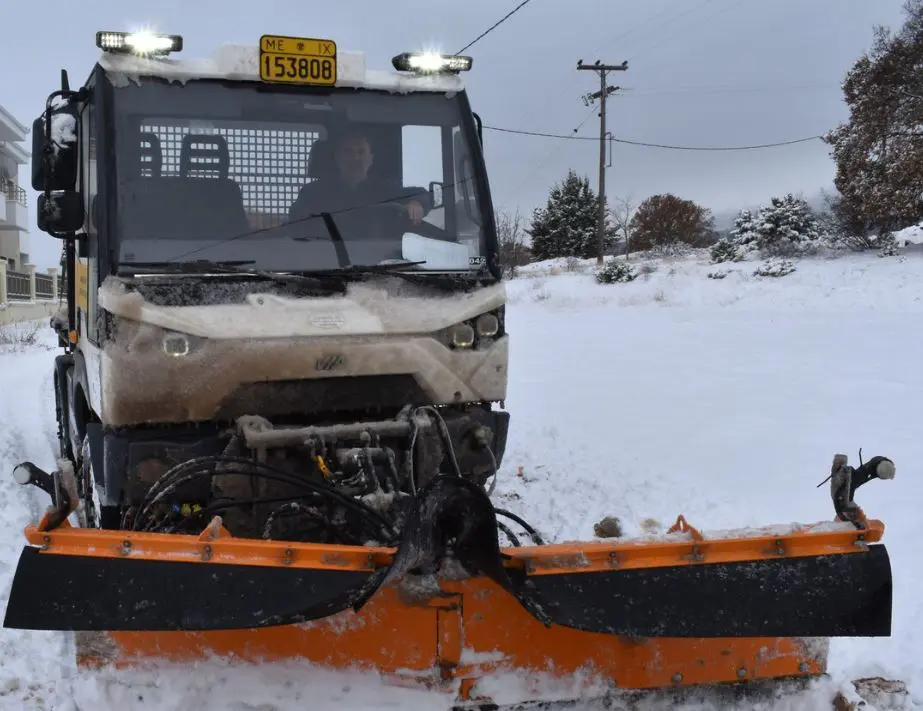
[75, 82, 103, 418]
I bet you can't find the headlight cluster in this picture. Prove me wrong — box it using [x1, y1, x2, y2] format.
[104, 311, 202, 358]
[447, 309, 503, 350]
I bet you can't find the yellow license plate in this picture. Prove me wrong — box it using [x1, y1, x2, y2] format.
[259, 34, 337, 86]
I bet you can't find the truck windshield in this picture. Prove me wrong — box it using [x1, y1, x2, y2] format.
[110, 78, 491, 273]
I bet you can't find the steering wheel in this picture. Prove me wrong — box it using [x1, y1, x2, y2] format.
[364, 202, 453, 242]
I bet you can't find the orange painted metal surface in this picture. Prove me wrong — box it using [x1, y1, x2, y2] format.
[85, 576, 826, 696]
[23, 513, 883, 702]
[25, 516, 884, 577]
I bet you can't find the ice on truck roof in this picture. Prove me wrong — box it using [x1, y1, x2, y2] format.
[94, 30, 470, 94]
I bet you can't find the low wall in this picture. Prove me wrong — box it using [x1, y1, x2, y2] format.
[0, 300, 59, 326]
[0, 258, 61, 327]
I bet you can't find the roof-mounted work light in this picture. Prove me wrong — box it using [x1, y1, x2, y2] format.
[96, 31, 183, 56]
[391, 52, 472, 74]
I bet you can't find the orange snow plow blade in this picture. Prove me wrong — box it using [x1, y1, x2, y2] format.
[3, 509, 892, 705]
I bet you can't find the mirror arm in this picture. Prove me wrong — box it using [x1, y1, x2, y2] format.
[64, 236, 76, 342]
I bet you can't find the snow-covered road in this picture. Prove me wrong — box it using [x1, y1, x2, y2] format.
[0, 251, 920, 710]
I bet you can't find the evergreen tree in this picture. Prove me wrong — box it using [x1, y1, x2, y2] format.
[528, 170, 615, 261]
[728, 208, 759, 247]
[754, 194, 820, 250]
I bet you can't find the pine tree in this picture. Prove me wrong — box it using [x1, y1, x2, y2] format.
[528, 170, 616, 261]
[755, 194, 820, 250]
[729, 208, 759, 247]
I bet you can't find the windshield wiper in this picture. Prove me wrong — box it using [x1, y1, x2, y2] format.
[296, 260, 428, 278]
[119, 259, 257, 273]
[118, 259, 332, 285]
[291, 212, 351, 268]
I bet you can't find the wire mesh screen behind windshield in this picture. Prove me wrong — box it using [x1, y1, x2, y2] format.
[140, 121, 320, 229]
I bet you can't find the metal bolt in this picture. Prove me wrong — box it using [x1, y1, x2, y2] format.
[283, 548, 294, 565]
[201, 544, 212, 562]
[798, 662, 810, 673]
[121, 540, 132, 555]
[672, 673, 683, 683]
[737, 668, 747, 678]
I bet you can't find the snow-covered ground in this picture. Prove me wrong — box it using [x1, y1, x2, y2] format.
[0, 250, 920, 710]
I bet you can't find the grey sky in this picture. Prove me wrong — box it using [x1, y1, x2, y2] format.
[5, 0, 908, 269]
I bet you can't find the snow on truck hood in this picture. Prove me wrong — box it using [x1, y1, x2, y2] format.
[97, 44, 465, 94]
[98, 276, 506, 339]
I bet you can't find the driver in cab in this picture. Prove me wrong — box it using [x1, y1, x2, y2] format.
[288, 125, 433, 238]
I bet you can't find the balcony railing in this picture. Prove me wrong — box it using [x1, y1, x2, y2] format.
[0, 179, 27, 207]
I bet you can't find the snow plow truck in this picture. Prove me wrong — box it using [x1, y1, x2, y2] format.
[2, 30, 897, 710]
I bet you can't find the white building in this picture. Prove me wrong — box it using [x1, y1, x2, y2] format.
[0, 103, 30, 270]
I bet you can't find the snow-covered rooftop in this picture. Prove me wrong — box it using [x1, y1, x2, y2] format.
[97, 45, 466, 95]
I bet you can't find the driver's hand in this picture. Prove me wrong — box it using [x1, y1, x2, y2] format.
[405, 200, 424, 225]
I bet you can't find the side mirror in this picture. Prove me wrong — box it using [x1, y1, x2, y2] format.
[428, 181, 444, 209]
[31, 99, 79, 193]
[37, 191, 84, 235]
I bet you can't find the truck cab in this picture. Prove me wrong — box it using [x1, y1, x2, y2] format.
[33, 31, 509, 532]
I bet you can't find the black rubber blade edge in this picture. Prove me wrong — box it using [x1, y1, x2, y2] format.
[2, 546, 384, 632]
[525, 543, 892, 638]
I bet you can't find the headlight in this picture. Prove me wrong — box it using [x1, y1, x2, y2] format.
[451, 323, 476, 348]
[475, 313, 499, 338]
[435, 308, 504, 349]
[105, 312, 202, 357]
[96, 30, 183, 56]
[162, 333, 190, 357]
[391, 52, 472, 74]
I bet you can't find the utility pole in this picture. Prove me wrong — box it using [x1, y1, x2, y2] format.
[577, 59, 628, 264]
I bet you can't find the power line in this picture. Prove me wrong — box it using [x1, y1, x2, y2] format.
[456, 0, 535, 54]
[621, 81, 840, 96]
[626, 0, 746, 63]
[623, 0, 723, 61]
[482, 124, 825, 151]
[585, 0, 708, 59]
[505, 105, 599, 199]
[480, 2, 741, 195]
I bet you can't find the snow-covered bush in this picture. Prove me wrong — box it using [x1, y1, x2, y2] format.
[0, 320, 42, 350]
[709, 238, 745, 264]
[877, 232, 900, 257]
[754, 194, 820, 255]
[707, 269, 730, 279]
[648, 242, 695, 259]
[595, 259, 637, 284]
[753, 257, 796, 278]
